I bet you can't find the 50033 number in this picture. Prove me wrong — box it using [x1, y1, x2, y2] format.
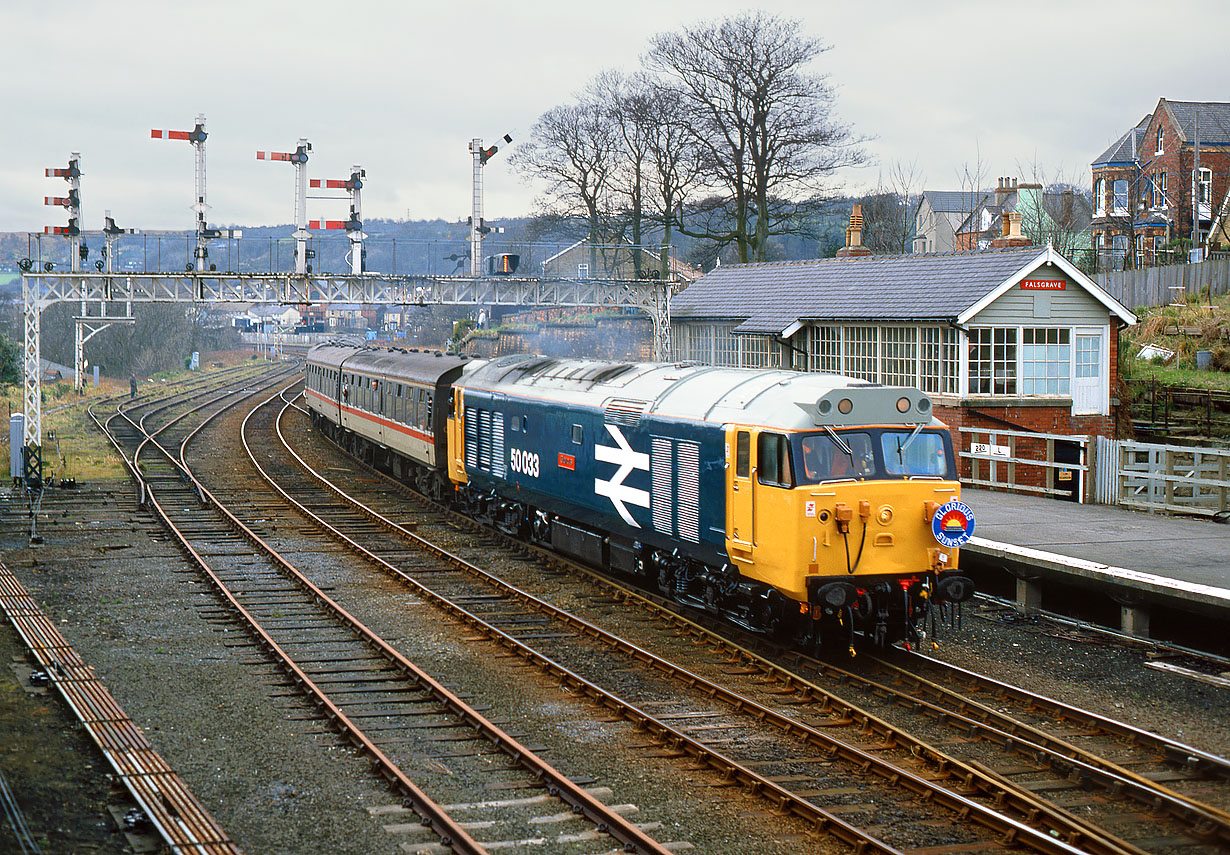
[510, 448, 540, 477]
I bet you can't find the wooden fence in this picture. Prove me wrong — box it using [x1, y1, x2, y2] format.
[1093, 257, 1230, 309]
[1095, 436, 1230, 516]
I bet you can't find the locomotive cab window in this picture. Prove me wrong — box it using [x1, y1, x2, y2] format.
[735, 431, 750, 478]
[571, 424, 583, 444]
[798, 432, 875, 483]
[880, 430, 951, 477]
[757, 433, 793, 487]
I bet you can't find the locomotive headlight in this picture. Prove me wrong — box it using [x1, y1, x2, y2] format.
[896, 396, 911, 413]
[877, 505, 894, 525]
[917, 398, 931, 414]
[817, 399, 833, 416]
[837, 397, 853, 415]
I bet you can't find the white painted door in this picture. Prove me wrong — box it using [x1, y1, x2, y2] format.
[1073, 330, 1104, 415]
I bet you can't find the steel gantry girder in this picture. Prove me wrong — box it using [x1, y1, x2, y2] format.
[19, 270, 678, 472]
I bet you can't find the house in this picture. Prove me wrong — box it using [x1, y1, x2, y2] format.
[670, 213, 1136, 496]
[912, 189, 990, 254]
[322, 303, 381, 331]
[540, 238, 702, 283]
[232, 304, 302, 331]
[1092, 99, 1230, 269]
[955, 178, 1093, 267]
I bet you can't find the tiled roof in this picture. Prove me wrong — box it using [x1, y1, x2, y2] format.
[921, 190, 990, 214]
[671, 246, 1044, 334]
[1160, 99, 1230, 146]
[1092, 115, 1151, 166]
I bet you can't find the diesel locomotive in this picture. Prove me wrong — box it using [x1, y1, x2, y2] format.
[304, 343, 975, 649]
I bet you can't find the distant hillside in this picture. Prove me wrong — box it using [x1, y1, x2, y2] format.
[0, 201, 856, 277]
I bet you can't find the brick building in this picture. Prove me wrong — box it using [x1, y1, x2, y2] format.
[1092, 98, 1230, 269]
[670, 226, 1136, 497]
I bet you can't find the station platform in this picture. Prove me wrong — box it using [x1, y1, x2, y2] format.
[959, 487, 1230, 637]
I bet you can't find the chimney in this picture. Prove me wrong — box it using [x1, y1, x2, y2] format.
[835, 204, 873, 258]
[990, 210, 1031, 248]
[995, 177, 1017, 208]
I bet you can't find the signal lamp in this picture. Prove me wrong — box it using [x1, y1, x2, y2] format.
[896, 396, 911, 413]
[837, 397, 853, 415]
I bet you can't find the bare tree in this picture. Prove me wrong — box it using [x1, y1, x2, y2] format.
[646, 12, 865, 263]
[952, 149, 990, 251]
[1013, 158, 1095, 268]
[510, 97, 619, 274]
[858, 158, 924, 254]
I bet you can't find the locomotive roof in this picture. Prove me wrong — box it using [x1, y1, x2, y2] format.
[457, 354, 941, 430]
[307, 342, 473, 384]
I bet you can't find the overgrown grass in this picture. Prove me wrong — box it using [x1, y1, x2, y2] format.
[1, 350, 265, 482]
[1123, 293, 1230, 388]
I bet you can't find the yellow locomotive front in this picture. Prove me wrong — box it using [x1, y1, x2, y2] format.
[724, 386, 974, 649]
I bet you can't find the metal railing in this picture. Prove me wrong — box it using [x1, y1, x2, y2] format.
[958, 427, 1089, 501]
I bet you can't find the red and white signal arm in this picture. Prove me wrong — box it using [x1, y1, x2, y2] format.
[931, 500, 975, 548]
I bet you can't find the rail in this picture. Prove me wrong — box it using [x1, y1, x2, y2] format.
[958, 426, 1089, 501]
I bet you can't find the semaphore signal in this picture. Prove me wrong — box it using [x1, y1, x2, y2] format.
[257, 139, 313, 274]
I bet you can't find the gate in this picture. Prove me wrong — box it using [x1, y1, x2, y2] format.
[958, 427, 1089, 502]
[1099, 438, 1230, 516]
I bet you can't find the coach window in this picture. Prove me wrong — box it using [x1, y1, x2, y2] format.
[757, 433, 793, 488]
[736, 431, 750, 478]
[425, 392, 433, 427]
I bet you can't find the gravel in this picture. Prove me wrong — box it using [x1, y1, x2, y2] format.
[3, 468, 1229, 855]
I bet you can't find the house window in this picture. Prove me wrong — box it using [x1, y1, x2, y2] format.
[1111, 234, 1128, 268]
[1021, 328, 1070, 395]
[843, 326, 877, 381]
[1094, 178, 1105, 216]
[1155, 172, 1167, 209]
[577, 264, 589, 279]
[1156, 126, 1164, 155]
[968, 327, 1017, 395]
[881, 327, 917, 387]
[1076, 336, 1099, 379]
[1199, 168, 1213, 207]
[1112, 180, 1129, 214]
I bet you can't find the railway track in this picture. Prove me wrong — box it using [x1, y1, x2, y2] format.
[275, 385, 1230, 855]
[97, 375, 673, 854]
[253, 386, 1206, 855]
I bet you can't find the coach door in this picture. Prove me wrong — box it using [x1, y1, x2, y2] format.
[727, 427, 755, 565]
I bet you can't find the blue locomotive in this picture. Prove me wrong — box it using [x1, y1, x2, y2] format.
[305, 344, 975, 649]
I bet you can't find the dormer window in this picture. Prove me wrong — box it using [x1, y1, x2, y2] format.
[1155, 126, 1164, 155]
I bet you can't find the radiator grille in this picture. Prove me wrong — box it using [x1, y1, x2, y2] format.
[478, 408, 492, 471]
[464, 408, 477, 469]
[676, 442, 700, 543]
[604, 398, 651, 427]
[491, 412, 506, 478]
[651, 437, 673, 535]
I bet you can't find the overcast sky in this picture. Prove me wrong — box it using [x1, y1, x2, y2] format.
[3, 0, 1228, 235]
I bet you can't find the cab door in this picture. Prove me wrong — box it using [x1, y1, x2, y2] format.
[727, 427, 755, 565]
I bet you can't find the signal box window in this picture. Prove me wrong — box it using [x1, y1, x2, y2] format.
[736, 431, 750, 478]
[757, 433, 793, 487]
